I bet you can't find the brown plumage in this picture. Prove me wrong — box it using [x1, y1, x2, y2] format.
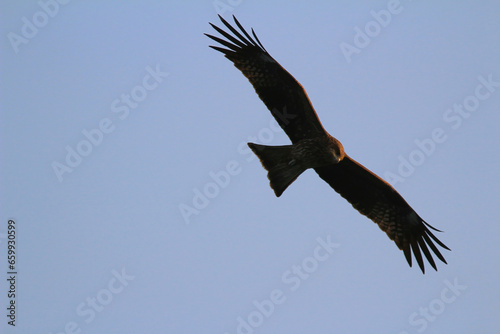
[205, 15, 450, 273]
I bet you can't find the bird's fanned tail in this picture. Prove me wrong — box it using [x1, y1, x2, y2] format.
[247, 143, 306, 197]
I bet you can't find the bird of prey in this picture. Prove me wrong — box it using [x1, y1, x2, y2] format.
[205, 15, 449, 273]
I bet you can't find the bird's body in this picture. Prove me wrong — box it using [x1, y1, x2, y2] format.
[249, 135, 344, 197]
[206, 15, 449, 273]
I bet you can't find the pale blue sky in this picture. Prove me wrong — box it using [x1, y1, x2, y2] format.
[1, 1, 500, 333]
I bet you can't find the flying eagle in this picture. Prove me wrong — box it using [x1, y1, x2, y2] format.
[205, 15, 449, 273]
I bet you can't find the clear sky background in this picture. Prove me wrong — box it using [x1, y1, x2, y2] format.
[1, 1, 500, 333]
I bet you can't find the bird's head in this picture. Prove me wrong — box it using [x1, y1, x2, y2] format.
[328, 136, 345, 164]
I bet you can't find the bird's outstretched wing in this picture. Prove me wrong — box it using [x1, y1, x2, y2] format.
[315, 156, 450, 273]
[205, 15, 327, 143]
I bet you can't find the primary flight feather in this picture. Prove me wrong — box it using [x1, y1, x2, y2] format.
[205, 15, 450, 273]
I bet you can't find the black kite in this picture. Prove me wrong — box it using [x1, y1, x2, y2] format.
[205, 15, 449, 273]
